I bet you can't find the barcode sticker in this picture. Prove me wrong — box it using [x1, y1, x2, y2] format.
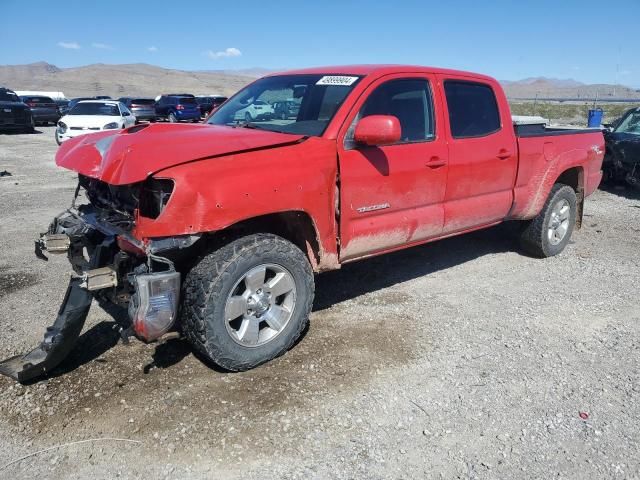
[316, 76, 359, 86]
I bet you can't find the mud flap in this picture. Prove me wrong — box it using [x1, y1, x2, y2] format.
[0, 277, 92, 383]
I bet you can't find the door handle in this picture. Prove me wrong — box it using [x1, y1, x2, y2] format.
[497, 149, 512, 160]
[426, 156, 446, 168]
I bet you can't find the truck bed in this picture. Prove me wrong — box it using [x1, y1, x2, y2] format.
[509, 123, 605, 220]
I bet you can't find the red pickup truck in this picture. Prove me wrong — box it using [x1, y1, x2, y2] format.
[0, 65, 605, 382]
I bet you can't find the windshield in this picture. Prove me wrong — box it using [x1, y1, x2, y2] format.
[614, 110, 640, 136]
[68, 103, 120, 116]
[207, 74, 361, 136]
[0, 91, 21, 102]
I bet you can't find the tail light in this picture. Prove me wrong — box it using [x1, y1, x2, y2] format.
[129, 271, 180, 341]
[176, 104, 184, 110]
[27, 102, 36, 107]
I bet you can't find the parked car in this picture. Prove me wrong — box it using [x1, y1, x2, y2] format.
[20, 95, 60, 125]
[155, 95, 200, 122]
[272, 100, 300, 120]
[195, 96, 229, 117]
[67, 97, 94, 111]
[55, 98, 70, 116]
[55, 100, 136, 145]
[603, 106, 640, 189]
[0, 87, 34, 133]
[233, 99, 274, 122]
[118, 97, 157, 122]
[94, 95, 112, 100]
[0, 65, 606, 383]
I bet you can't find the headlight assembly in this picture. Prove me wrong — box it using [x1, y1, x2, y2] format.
[57, 121, 67, 133]
[103, 122, 119, 130]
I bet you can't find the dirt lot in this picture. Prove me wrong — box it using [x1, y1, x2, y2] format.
[0, 126, 639, 479]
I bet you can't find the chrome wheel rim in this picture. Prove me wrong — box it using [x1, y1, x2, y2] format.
[548, 198, 571, 245]
[224, 263, 296, 347]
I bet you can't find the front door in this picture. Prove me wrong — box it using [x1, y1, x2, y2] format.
[337, 74, 449, 261]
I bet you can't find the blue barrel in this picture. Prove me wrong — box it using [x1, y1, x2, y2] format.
[587, 109, 603, 128]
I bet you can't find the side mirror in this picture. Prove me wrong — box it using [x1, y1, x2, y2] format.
[354, 115, 401, 146]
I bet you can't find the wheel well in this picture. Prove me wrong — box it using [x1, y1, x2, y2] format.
[555, 167, 584, 228]
[203, 211, 321, 268]
[556, 167, 583, 192]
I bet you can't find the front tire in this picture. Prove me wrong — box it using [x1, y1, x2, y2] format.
[181, 234, 314, 371]
[519, 184, 577, 257]
[244, 112, 252, 123]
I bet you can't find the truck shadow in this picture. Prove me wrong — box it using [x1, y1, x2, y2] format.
[43, 223, 517, 380]
[313, 223, 517, 312]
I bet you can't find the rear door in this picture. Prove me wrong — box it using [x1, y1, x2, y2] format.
[437, 77, 517, 233]
[337, 74, 448, 260]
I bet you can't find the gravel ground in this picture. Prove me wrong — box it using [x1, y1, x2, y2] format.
[0, 126, 639, 479]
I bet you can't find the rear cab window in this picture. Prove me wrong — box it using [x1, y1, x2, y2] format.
[443, 80, 500, 138]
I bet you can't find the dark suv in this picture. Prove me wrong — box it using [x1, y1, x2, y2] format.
[155, 94, 200, 122]
[118, 97, 157, 122]
[195, 96, 229, 117]
[20, 95, 60, 125]
[0, 88, 34, 132]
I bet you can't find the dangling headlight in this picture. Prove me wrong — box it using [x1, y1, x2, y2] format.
[129, 271, 181, 341]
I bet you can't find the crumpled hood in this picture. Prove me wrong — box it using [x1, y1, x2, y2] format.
[55, 123, 305, 185]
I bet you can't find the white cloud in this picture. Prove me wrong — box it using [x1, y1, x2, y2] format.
[92, 42, 113, 50]
[205, 47, 242, 59]
[57, 41, 80, 50]
[147, 46, 158, 52]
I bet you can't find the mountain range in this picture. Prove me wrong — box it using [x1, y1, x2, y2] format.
[1, 62, 638, 101]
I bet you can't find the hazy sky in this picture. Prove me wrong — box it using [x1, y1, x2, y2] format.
[1, 0, 638, 86]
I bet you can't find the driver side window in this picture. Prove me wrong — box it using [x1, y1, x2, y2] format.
[347, 78, 435, 147]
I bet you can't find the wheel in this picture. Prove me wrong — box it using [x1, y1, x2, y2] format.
[280, 112, 287, 120]
[150, 118, 156, 123]
[168, 112, 177, 123]
[244, 112, 252, 123]
[181, 233, 314, 371]
[519, 184, 577, 257]
[55, 133, 61, 146]
[192, 118, 200, 123]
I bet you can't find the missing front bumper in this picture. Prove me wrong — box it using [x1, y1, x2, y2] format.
[1, 208, 183, 383]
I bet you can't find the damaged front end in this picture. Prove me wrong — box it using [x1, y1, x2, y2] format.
[0, 176, 197, 383]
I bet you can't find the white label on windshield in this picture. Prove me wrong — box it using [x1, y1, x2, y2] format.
[316, 76, 359, 86]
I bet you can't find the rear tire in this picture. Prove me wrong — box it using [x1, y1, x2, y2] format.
[244, 112, 252, 122]
[181, 234, 314, 372]
[168, 112, 177, 123]
[519, 184, 577, 257]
